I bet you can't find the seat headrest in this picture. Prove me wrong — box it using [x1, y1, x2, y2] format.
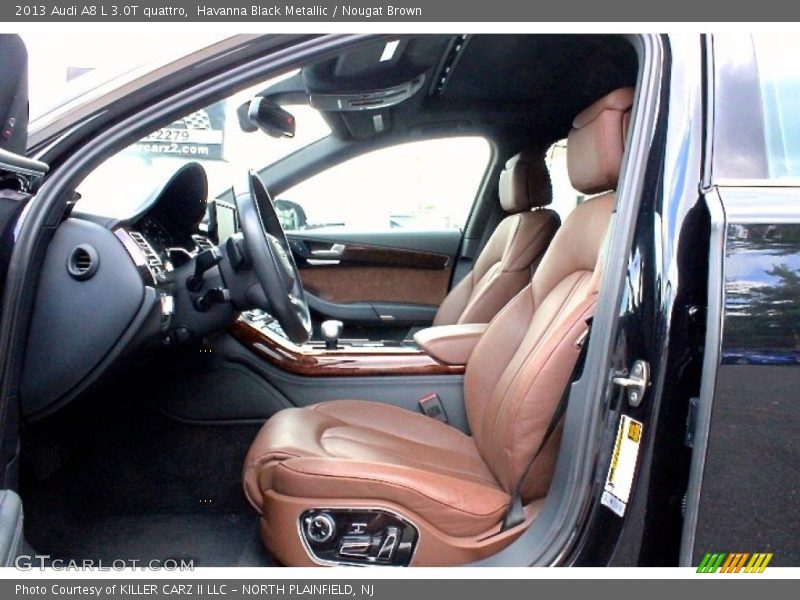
[498, 151, 552, 214]
[567, 87, 634, 195]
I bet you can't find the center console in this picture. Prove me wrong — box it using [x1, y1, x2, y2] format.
[233, 310, 489, 378]
[233, 309, 465, 377]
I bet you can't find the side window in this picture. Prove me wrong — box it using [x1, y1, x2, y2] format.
[545, 139, 584, 220]
[278, 137, 491, 232]
[754, 35, 800, 179]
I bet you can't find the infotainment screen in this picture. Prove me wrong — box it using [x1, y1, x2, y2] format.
[214, 187, 239, 243]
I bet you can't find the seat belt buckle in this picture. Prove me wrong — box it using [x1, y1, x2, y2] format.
[419, 393, 448, 423]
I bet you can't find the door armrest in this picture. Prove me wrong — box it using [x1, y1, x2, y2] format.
[413, 323, 489, 366]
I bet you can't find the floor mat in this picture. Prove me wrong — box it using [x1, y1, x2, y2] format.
[29, 512, 272, 567]
[20, 372, 273, 567]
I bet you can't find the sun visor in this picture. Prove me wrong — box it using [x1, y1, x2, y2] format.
[0, 35, 29, 156]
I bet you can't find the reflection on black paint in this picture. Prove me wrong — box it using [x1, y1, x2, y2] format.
[723, 223, 800, 364]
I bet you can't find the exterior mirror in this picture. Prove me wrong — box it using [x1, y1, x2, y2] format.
[275, 199, 307, 230]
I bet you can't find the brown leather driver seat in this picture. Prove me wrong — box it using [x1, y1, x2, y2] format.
[433, 151, 559, 326]
[244, 87, 634, 566]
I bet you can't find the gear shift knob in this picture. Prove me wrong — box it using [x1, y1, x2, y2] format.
[320, 320, 344, 350]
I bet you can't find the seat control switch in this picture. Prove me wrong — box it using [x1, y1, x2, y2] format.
[305, 513, 336, 544]
[338, 535, 376, 558]
[299, 509, 418, 566]
[377, 526, 399, 560]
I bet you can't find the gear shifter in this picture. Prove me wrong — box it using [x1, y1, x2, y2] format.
[320, 320, 344, 350]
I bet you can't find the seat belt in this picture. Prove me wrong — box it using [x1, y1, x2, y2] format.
[501, 316, 593, 530]
[0, 189, 32, 293]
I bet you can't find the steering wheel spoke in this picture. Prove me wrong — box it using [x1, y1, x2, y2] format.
[234, 171, 311, 345]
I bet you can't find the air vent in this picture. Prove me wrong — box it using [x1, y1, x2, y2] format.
[128, 231, 164, 274]
[67, 244, 99, 280]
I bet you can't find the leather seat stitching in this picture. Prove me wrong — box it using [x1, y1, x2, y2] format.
[247, 451, 304, 476]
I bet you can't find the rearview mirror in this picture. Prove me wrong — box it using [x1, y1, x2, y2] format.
[237, 97, 296, 138]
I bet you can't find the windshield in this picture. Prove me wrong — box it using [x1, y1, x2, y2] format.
[21, 32, 231, 121]
[75, 72, 331, 218]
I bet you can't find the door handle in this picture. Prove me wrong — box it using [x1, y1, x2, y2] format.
[310, 243, 346, 259]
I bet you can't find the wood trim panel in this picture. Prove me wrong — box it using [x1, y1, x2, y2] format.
[294, 238, 451, 270]
[339, 243, 450, 270]
[231, 320, 465, 377]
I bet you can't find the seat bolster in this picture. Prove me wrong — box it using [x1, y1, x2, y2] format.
[439, 210, 559, 326]
[501, 209, 560, 272]
[432, 272, 475, 326]
[455, 266, 529, 325]
[271, 457, 510, 537]
[243, 407, 335, 511]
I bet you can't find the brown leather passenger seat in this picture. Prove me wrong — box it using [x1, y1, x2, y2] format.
[433, 151, 559, 326]
[243, 87, 634, 566]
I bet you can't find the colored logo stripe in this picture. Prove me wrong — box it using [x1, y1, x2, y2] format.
[697, 553, 773, 573]
[745, 553, 773, 573]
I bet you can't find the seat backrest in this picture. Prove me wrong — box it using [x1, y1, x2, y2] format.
[433, 152, 559, 326]
[464, 87, 634, 500]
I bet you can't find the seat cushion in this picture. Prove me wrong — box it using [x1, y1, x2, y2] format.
[243, 400, 510, 538]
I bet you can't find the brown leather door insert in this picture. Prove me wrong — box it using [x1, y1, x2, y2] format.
[296, 241, 452, 306]
[300, 266, 450, 306]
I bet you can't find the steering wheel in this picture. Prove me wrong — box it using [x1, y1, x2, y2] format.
[235, 170, 311, 345]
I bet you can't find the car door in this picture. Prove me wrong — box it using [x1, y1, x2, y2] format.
[278, 136, 492, 339]
[682, 34, 800, 568]
[0, 34, 40, 566]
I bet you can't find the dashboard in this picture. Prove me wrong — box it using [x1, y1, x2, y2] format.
[136, 215, 181, 255]
[130, 161, 213, 255]
[117, 162, 223, 285]
[20, 162, 236, 419]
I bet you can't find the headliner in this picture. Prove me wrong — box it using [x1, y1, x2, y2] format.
[300, 34, 638, 148]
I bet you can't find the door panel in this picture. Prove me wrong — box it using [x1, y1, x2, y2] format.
[688, 188, 800, 566]
[287, 229, 460, 333]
